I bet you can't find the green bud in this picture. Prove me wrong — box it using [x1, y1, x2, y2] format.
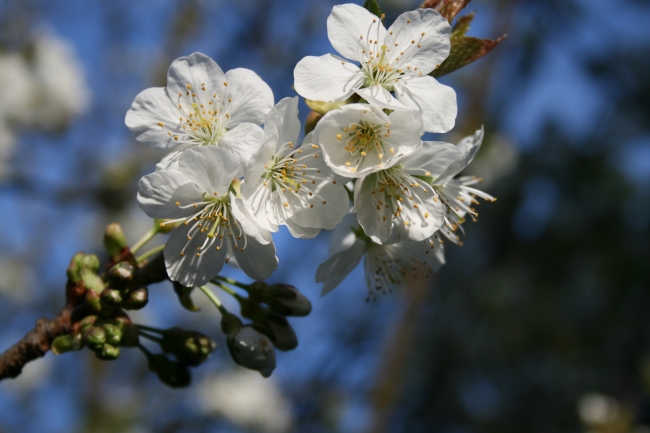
[160, 327, 217, 366]
[77, 315, 99, 334]
[85, 290, 102, 313]
[106, 262, 135, 289]
[147, 354, 192, 388]
[100, 288, 123, 307]
[109, 314, 139, 347]
[51, 333, 84, 355]
[82, 254, 101, 273]
[84, 326, 106, 350]
[103, 223, 127, 261]
[66, 252, 87, 284]
[248, 282, 312, 317]
[220, 312, 243, 337]
[80, 268, 105, 294]
[254, 314, 298, 352]
[102, 323, 123, 345]
[95, 343, 120, 361]
[123, 287, 148, 310]
[173, 282, 200, 312]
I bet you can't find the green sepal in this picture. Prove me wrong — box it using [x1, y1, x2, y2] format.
[363, 0, 383, 21]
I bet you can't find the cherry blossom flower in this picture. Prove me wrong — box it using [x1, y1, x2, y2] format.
[137, 146, 277, 287]
[126, 52, 273, 172]
[294, 3, 456, 133]
[241, 97, 349, 238]
[313, 103, 423, 177]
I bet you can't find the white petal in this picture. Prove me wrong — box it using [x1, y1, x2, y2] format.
[232, 237, 278, 281]
[329, 212, 359, 255]
[385, 9, 450, 73]
[230, 193, 273, 244]
[316, 238, 367, 296]
[392, 191, 445, 242]
[355, 175, 393, 244]
[164, 223, 226, 287]
[125, 87, 182, 150]
[263, 97, 301, 152]
[400, 141, 460, 178]
[294, 54, 364, 102]
[327, 4, 386, 62]
[137, 170, 202, 219]
[223, 68, 274, 128]
[285, 219, 321, 239]
[394, 76, 457, 133]
[218, 122, 265, 172]
[435, 127, 485, 184]
[166, 53, 226, 103]
[155, 147, 191, 171]
[384, 108, 424, 156]
[241, 178, 278, 234]
[356, 85, 409, 110]
[178, 146, 240, 194]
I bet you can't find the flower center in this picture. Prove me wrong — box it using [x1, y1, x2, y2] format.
[368, 166, 432, 225]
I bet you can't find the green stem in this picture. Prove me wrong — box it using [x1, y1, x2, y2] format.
[198, 285, 227, 314]
[136, 245, 164, 263]
[135, 324, 165, 334]
[213, 281, 238, 297]
[137, 331, 163, 343]
[131, 227, 158, 254]
[213, 275, 249, 290]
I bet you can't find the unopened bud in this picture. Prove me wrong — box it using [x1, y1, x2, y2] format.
[110, 314, 139, 347]
[76, 315, 99, 334]
[147, 354, 192, 388]
[84, 326, 106, 350]
[51, 333, 84, 355]
[254, 313, 298, 352]
[66, 252, 87, 284]
[123, 287, 148, 310]
[100, 288, 123, 306]
[173, 282, 200, 312]
[85, 290, 102, 313]
[103, 323, 123, 345]
[160, 327, 217, 366]
[82, 254, 101, 273]
[106, 262, 135, 289]
[103, 223, 128, 260]
[227, 326, 276, 377]
[248, 282, 312, 317]
[80, 268, 105, 295]
[95, 343, 120, 361]
[220, 312, 243, 337]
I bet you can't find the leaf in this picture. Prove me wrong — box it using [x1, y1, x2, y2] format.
[451, 12, 474, 38]
[420, 0, 471, 22]
[431, 35, 506, 78]
[364, 0, 383, 21]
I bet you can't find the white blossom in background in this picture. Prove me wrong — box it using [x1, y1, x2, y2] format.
[352, 141, 462, 244]
[137, 146, 278, 287]
[429, 127, 496, 245]
[316, 213, 443, 298]
[241, 97, 349, 238]
[313, 103, 423, 177]
[126, 52, 273, 173]
[0, 122, 16, 178]
[29, 31, 91, 129]
[0, 53, 34, 122]
[198, 369, 293, 433]
[294, 3, 456, 133]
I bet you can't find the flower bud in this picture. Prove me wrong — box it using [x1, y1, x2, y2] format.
[123, 287, 148, 310]
[254, 313, 298, 352]
[84, 326, 106, 350]
[109, 314, 139, 347]
[227, 326, 276, 378]
[76, 315, 99, 334]
[82, 254, 101, 273]
[147, 354, 192, 388]
[103, 223, 127, 261]
[85, 290, 102, 313]
[51, 333, 84, 355]
[102, 323, 123, 345]
[173, 282, 200, 312]
[160, 327, 217, 366]
[220, 312, 243, 337]
[95, 343, 120, 361]
[106, 262, 135, 289]
[66, 252, 87, 284]
[248, 282, 312, 317]
[80, 267, 105, 295]
[100, 287, 123, 307]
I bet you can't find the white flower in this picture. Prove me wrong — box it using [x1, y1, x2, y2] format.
[313, 103, 423, 177]
[429, 127, 496, 245]
[137, 146, 278, 287]
[241, 97, 349, 238]
[315, 214, 444, 298]
[352, 141, 464, 243]
[294, 3, 456, 133]
[126, 52, 273, 172]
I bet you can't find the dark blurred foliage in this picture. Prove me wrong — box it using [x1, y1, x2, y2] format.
[1, 0, 649, 433]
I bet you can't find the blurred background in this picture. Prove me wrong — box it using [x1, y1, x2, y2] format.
[1, 0, 649, 432]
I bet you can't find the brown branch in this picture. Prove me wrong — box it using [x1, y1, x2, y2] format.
[0, 252, 169, 381]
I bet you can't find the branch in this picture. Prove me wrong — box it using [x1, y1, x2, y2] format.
[0, 252, 169, 381]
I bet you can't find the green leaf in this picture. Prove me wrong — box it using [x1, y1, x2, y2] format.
[451, 12, 474, 38]
[431, 35, 505, 78]
[364, 0, 383, 20]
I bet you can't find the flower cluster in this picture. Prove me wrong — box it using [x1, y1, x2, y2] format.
[126, 4, 495, 302]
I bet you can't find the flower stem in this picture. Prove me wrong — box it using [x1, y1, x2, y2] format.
[137, 330, 163, 343]
[198, 285, 227, 314]
[213, 281, 238, 297]
[131, 227, 158, 254]
[136, 245, 164, 263]
[213, 275, 249, 290]
[135, 324, 165, 334]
